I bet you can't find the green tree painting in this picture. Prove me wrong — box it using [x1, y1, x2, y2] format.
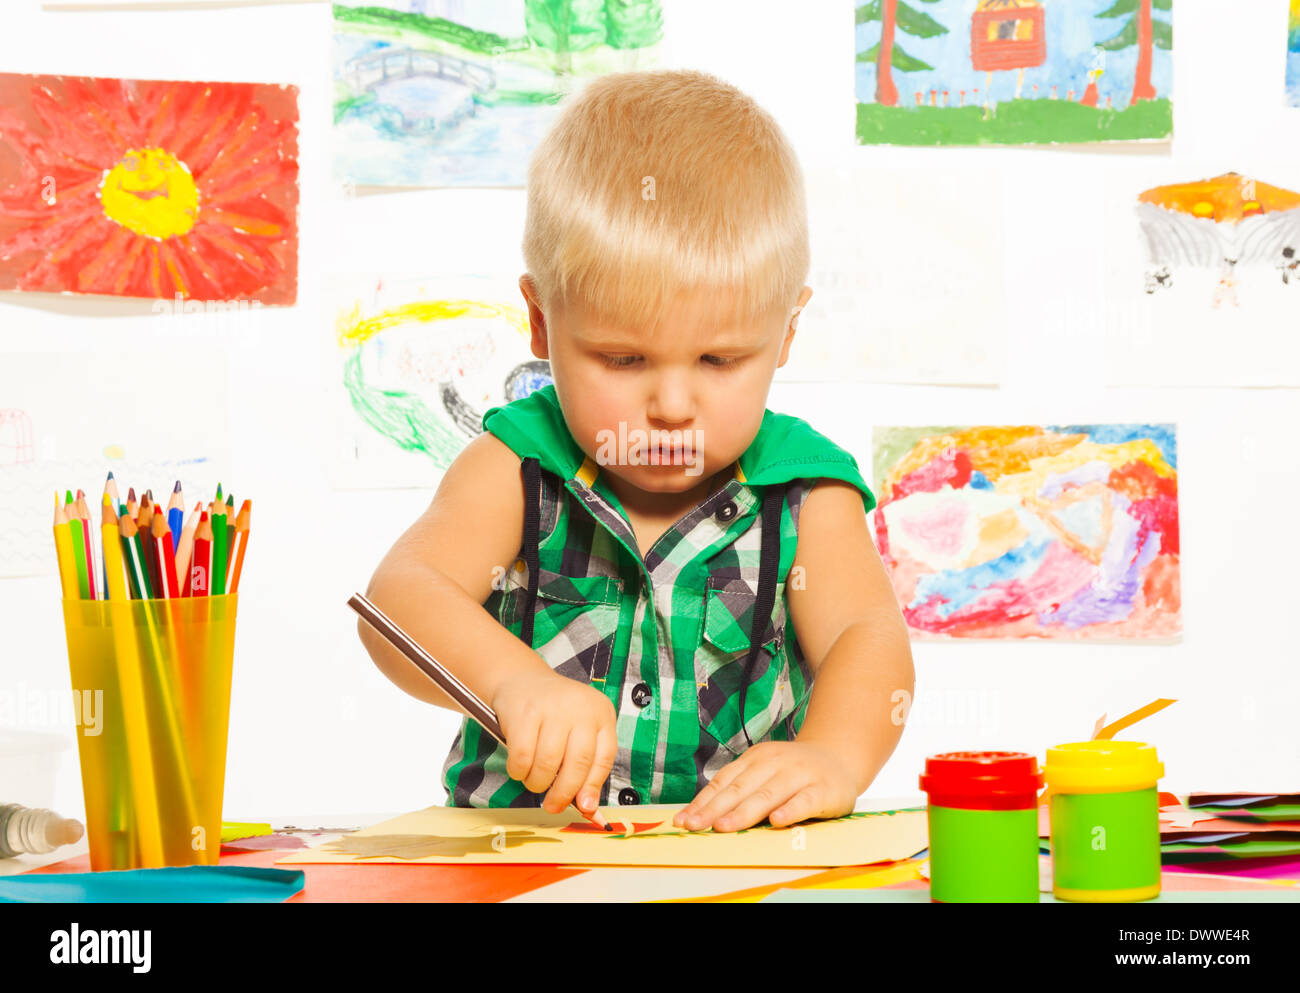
[856, 0, 949, 107]
[605, 0, 665, 70]
[525, 0, 608, 76]
[1098, 0, 1173, 106]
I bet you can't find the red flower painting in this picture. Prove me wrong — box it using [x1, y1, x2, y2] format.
[0, 73, 298, 304]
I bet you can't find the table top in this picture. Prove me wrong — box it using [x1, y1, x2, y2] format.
[8, 795, 1298, 902]
[1, 796, 927, 902]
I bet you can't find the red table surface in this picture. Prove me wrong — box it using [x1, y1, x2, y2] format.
[24, 848, 586, 903]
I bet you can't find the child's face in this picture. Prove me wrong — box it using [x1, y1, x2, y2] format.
[520, 276, 811, 512]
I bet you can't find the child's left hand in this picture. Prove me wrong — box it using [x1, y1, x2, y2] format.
[671, 740, 860, 832]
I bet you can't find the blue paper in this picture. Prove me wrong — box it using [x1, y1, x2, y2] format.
[0, 866, 304, 903]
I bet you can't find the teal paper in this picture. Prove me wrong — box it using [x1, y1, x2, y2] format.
[0, 866, 304, 903]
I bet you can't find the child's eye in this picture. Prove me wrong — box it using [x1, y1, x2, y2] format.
[702, 355, 736, 368]
[600, 354, 640, 368]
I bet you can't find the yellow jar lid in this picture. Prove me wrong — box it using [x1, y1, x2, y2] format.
[1043, 740, 1164, 793]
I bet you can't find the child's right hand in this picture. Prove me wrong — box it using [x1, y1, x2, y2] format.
[491, 668, 619, 816]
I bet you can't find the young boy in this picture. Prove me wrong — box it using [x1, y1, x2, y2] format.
[359, 69, 914, 833]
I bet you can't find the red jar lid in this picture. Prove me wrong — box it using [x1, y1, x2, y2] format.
[919, 751, 1044, 810]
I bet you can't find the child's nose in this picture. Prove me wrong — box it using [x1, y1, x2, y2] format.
[646, 376, 695, 425]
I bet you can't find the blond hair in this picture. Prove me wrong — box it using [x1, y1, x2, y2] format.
[522, 69, 809, 337]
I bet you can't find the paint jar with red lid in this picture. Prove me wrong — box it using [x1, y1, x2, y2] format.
[919, 751, 1044, 902]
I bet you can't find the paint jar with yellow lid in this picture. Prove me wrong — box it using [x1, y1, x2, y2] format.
[1044, 740, 1163, 902]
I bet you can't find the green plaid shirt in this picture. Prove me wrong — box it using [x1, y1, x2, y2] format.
[442, 385, 875, 808]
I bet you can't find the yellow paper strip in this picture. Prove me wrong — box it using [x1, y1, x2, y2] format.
[1094, 698, 1176, 740]
[222, 821, 273, 843]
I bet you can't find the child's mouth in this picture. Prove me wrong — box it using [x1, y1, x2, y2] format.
[646, 447, 684, 465]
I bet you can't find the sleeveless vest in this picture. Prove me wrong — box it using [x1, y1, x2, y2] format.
[441, 384, 875, 807]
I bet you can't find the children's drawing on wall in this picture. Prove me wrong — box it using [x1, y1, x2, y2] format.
[855, 0, 1172, 146]
[328, 274, 552, 489]
[1138, 172, 1300, 307]
[333, 0, 664, 189]
[1105, 169, 1300, 386]
[0, 73, 299, 304]
[783, 166, 1008, 385]
[0, 354, 230, 578]
[1287, 0, 1300, 107]
[872, 425, 1181, 641]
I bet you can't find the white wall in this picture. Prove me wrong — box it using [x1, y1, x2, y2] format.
[0, 0, 1297, 823]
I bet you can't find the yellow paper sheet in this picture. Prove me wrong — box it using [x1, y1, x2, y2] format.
[275, 804, 928, 868]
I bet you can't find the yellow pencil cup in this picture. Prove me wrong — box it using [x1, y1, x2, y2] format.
[60, 595, 238, 871]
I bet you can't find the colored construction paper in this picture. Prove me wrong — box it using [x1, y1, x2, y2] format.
[1164, 838, 1300, 859]
[761, 888, 1300, 903]
[221, 822, 273, 843]
[1162, 817, 1300, 836]
[664, 860, 927, 904]
[1190, 805, 1300, 822]
[1168, 856, 1300, 882]
[30, 847, 583, 904]
[1188, 793, 1291, 808]
[1, 866, 303, 903]
[277, 804, 929, 868]
[221, 834, 307, 853]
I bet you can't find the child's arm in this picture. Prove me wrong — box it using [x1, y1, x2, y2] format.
[674, 478, 915, 831]
[359, 432, 538, 711]
[358, 432, 617, 814]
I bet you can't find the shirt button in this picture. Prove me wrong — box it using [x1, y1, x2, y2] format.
[631, 682, 652, 708]
[618, 787, 640, 806]
[715, 501, 737, 522]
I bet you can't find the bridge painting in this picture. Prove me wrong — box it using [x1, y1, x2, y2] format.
[333, 1, 664, 188]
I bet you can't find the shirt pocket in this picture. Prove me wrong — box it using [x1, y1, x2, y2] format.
[500, 564, 623, 686]
[695, 574, 801, 756]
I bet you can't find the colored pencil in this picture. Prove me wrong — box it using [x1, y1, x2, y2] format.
[100, 497, 129, 602]
[151, 513, 180, 599]
[190, 512, 213, 598]
[166, 480, 184, 552]
[102, 474, 118, 597]
[65, 492, 90, 599]
[227, 499, 251, 594]
[126, 487, 138, 522]
[74, 490, 98, 601]
[137, 499, 162, 598]
[52, 495, 80, 601]
[211, 494, 228, 597]
[224, 493, 235, 556]
[176, 501, 202, 593]
[118, 512, 148, 600]
[348, 592, 613, 832]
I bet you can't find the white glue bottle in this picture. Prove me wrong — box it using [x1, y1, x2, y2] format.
[0, 804, 84, 857]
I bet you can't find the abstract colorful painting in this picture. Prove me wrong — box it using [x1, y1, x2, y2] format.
[333, 0, 664, 189]
[1105, 169, 1300, 386]
[855, 0, 1172, 145]
[872, 425, 1181, 640]
[1288, 0, 1300, 107]
[328, 274, 552, 488]
[0, 73, 299, 304]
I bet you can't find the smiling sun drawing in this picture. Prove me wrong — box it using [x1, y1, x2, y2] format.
[0, 73, 299, 304]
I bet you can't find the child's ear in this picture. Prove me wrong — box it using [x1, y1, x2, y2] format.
[519, 274, 549, 359]
[777, 286, 812, 367]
